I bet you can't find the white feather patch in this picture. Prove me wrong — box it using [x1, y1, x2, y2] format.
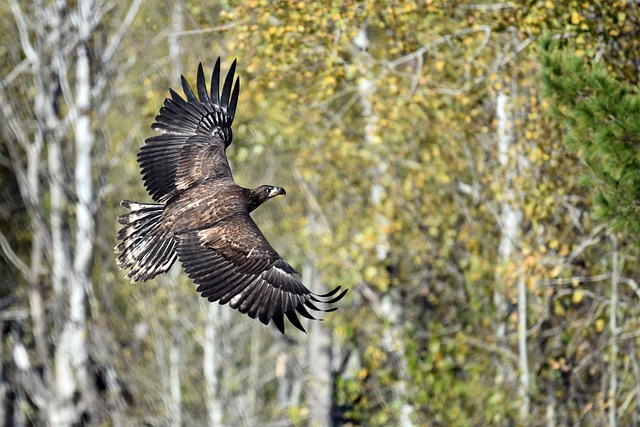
[230, 293, 243, 307]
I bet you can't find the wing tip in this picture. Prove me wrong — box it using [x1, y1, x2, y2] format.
[285, 311, 307, 334]
[276, 285, 348, 334]
[310, 286, 349, 305]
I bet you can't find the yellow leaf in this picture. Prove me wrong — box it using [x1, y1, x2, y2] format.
[358, 368, 367, 380]
[571, 11, 581, 25]
[550, 265, 562, 278]
[572, 290, 584, 304]
[595, 318, 605, 332]
[364, 266, 378, 281]
[438, 173, 451, 184]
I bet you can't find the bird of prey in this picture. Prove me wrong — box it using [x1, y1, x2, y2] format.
[115, 58, 347, 334]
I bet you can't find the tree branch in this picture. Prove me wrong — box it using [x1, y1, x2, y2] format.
[102, 0, 143, 64]
[9, 0, 38, 63]
[0, 231, 29, 278]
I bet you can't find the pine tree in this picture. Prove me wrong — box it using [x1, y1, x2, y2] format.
[541, 36, 640, 237]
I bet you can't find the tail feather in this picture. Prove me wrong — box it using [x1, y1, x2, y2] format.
[115, 200, 177, 282]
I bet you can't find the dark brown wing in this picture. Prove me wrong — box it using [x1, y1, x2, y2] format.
[138, 58, 240, 202]
[175, 213, 347, 333]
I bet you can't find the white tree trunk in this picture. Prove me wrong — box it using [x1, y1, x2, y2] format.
[496, 90, 529, 422]
[44, 1, 70, 325]
[306, 263, 333, 427]
[168, 332, 182, 427]
[354, 25, 413, 426]
[609, 232, 619, 427]
[167, 4, 184, 425]
[27, 89, 50, 378]
[8, 0, 52, 378]
[517, 274, 530, 419]
[51, 2, 97, 422]
[355, 26, 389, 262]
[204, 304, 224, 426]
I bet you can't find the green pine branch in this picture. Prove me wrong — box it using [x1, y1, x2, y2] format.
[541, 34, 640, 238]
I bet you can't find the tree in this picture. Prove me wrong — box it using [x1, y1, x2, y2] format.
[541, 36, 640, 239]
[0, 0, 141, 424]
[541, 34, 640, 427]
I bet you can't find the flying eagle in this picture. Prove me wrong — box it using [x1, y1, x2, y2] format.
[115, 58, 347, 334]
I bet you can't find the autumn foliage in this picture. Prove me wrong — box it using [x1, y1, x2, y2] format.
[1, 1, 639, 425]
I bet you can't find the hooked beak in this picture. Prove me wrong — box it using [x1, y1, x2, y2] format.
[269, 187, 286, 198]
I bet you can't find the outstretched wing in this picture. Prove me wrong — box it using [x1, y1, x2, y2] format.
[138, 58, 240, 203]
[175, 213, 348, 333]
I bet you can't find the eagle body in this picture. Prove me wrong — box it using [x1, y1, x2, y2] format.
[115, 59, 346, 334]
[163, 180, 251, 233]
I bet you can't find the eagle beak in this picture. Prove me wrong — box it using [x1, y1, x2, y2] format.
[269, 187, 286, 198]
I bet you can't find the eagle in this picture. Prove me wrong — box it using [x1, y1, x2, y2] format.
[115, 58, 347, 334]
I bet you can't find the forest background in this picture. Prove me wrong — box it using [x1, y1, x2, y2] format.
[1, 1, 640, 426]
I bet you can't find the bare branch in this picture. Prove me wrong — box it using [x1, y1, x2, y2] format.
[1, 58, 31, 88]
[292, 165, 332, 233]
[445, 334, 520, 365]
[0, 232, 30, 278]
[620, 277, 640, 301]
[541, 273, 611, 287]
[0, 308, 29, 321]
[153, 17, 252, 43]
[9, 0, 38, 63]
[387, 26, 492, 69]
[102, 0, 143, 64]
[609, 231, 619, 427]
[456, 3, 516, 11]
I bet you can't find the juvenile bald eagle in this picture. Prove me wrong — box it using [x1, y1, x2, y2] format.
[115, 58, 347, 334]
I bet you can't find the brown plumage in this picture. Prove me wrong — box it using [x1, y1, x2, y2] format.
[115, 58, 347, 334]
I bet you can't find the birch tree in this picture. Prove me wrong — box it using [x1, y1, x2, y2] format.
[167, 2, 184, 425]
[493, 32, 531, 421]
[1, 0, 141, 424]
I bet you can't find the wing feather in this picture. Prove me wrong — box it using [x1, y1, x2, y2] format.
[175, 215, 347, 333]
[196, 64, 212, 108]
[236, 279, 265, 314]
[228, 77, 240, 123]
[180, 76, 199, 104]
[242, 281, 271, 318]
[138, 59, 240, 202]
[210, 58, 221, 106]
[271, 312, 285, 333]
[220, 274, 260, 306]
[220, 60, 236, 116]
[285, 311, 306, 333]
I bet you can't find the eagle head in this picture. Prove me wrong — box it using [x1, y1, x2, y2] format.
[247, 185, 286, 212]
[267, 186, 286, 198]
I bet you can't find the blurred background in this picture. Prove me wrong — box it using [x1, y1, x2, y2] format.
[1, 1, 640, 425]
